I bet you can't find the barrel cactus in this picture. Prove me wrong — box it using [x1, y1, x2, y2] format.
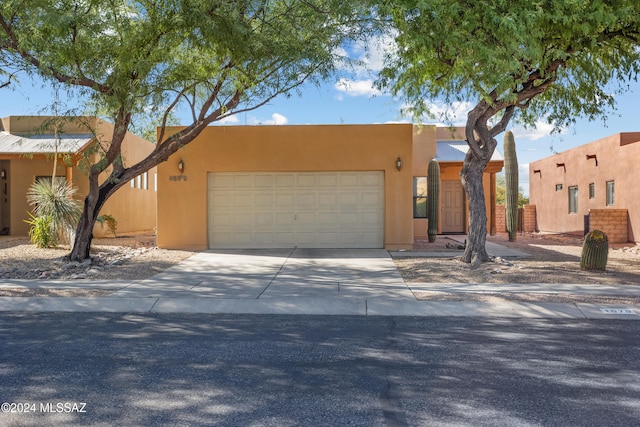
[503, 131, 518, 242]
[427, 158, 440, 242]
[580, 230, 609, 271]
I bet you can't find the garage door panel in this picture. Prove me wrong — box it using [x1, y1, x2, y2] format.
[318, 212, 337, 224]
[255, 213, 274, 226]
[297, 175, 316, 187]
[208, 172, 383, 249]
[297, 194, 316, 207]
[255, 232, 275, 245]
[275, 232, 295, 245]
[255, 175, 274, 187]
[233, 175, 253, 187]
[255, 194, 274, 207]
[276, 194, 295, 206]
[339, 174, 359, 186]
[276, 175, 295, 187]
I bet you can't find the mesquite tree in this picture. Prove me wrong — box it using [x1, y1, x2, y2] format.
[377, 0, 640, 266]
[0, 0, 371, 260]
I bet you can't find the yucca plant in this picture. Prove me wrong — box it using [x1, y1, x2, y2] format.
[26, 179, 82, 245]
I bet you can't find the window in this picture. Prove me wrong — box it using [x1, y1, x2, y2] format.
[142, 172, 148, 190]
[606, 181, 615, 206]
[413, 177, 427, 218]
[568, 186, 578, 213]
[555, 184, 563, 191]
[589, 183, 595, 199]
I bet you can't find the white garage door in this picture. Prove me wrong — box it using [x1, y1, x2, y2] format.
[208, 172, 384, 249]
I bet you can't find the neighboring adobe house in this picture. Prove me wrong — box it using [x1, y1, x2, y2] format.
[156, 124, 504, 250]
[0, 116, 157, 238]
[529, 132, 640, 243]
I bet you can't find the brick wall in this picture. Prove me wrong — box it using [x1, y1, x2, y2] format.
[523, 205, 537, 232]
[496, 205, 506, 233]
[495, 204, 537, 233]
[589, 209, 629, 243]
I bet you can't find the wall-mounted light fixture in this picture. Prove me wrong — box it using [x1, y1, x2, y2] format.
[0, 169, 5, 180]
[586, 154, 598, 166]
[178, 159, 184, 173]
[395, 157, 402, 171]
[533, 169, 541, 177]
[556, 162, 566, 172]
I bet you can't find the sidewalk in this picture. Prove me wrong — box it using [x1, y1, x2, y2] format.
[0, 245, 638, 319]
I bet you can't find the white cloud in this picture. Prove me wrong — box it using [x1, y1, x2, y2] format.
[339, 32, 397, 75]
[519, 163, 530, 197]
[511, 120, 567, 141]
[400, 100, 473, 126]
[249, 113, 288, 126]
[360, 33, 396, 73]
[216, 115, 240, 125]
[334, 78, 381, 98]
[268, 113, 288, 125]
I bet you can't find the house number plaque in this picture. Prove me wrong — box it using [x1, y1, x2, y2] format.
[169, 175, 188, 182]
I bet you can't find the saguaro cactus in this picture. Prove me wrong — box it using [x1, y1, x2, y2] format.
[581, 230, 609, 270]
[427, 158, 440, 242]
[503, 131, 519, 241]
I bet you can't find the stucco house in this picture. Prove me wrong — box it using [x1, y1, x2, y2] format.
[157, 124, 503, 250]
[0, 116, 157, 238]
[529, 132, 640, 243]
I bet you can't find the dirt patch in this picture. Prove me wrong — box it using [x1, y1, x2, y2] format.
[413, 291, 640, 304]
[0, 234, 195, 281]
[394, 233, 640, 286]
[0, 288, 113, 297]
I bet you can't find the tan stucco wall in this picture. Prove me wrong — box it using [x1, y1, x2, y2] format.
[0, 115, 100, 134]
[92, 121, 157, 238]
[412, 125, 437, 240]
[0, 117, 157, 238]
[530, 132, 640, 242]
[6, 158, 71, 235]
[157, 124, 416, 250]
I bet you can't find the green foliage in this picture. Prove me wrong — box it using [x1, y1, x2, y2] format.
[24, 212, 56, 248]
[581, 230, 609, 271]
[377, 0, 640, 129]
[504, 131, 518, 241]
[96, 214, 118, 237]
[376, 0, 640, 263]
[26, 179, 82, 244]
[427, 159, 440, 242]
[1, 0, 374, 260]
[496, 174, 528, 207]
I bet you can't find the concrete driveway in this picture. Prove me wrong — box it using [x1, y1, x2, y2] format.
[111, 248, 413, 300]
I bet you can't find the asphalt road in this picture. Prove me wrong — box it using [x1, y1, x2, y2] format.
[0, 313, 638, 426]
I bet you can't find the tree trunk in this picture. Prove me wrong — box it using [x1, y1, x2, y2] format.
[68, 166, 119, 261]
[69, 188, 107, 261]
[460, 149, 491, 266]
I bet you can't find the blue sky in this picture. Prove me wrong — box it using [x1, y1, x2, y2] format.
[2, 45, 639, 197]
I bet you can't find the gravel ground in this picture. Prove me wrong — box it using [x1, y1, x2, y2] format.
[0, 234, 194, 282]
[395, 233, 640, 286]
[1, 232, 638, 302]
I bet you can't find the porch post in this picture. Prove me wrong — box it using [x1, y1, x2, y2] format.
[65, 165, 73, 185]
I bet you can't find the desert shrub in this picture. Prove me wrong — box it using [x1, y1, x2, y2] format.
[26, 179, 82, 244]
[97, 214, 118, 237]
[24, 212, 56, 248]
